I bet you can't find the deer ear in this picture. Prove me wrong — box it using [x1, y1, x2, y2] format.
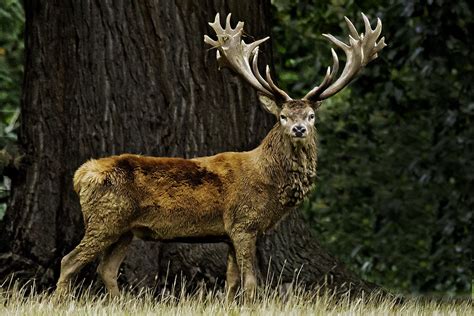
[258, 93, 280, 116]
[311, 101, 323, 110]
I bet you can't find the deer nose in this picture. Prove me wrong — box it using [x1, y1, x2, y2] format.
[292, 125, 307, 137]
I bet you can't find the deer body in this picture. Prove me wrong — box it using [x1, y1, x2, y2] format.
[55, 12, 385, 299]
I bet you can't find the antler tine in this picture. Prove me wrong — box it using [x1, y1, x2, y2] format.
[303, 48, 339, 100]
[252, 47, 272, 92]
[251, 48, 292, 101]
[204, 13, 292, 101]
[345, 16, 360, 39]
[265, 66, 292, 101]
[361, 14, 383, 62]
[225, 12, 232, 29]
[304, 13, 386, 101]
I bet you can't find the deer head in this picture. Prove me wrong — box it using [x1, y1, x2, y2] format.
[204, 13, 386, 144]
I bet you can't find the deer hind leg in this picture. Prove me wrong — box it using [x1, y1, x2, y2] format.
[226, 244, 240, 301]
[55, 228, 119, 296]
[230, 231, 258, 302]
[97, 232, 133, 297]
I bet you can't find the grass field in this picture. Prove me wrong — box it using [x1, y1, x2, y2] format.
[0, 281, 472, 316]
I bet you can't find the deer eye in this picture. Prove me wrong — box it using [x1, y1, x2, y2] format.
[308, 113, 315, 120]
[280, 114, 287, 121]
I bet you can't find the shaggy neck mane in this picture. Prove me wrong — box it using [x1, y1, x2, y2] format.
[257, 123, 318, 207]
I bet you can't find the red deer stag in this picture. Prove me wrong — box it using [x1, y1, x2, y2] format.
[55, 12, 385, 299]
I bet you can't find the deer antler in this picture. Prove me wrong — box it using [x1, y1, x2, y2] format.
[204, 13, 292, 102]
[303, 13, 386, 101]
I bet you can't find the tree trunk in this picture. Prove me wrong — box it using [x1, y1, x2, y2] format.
[0, 0, 377, 295]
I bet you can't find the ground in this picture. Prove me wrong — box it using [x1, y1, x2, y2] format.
[0, 281, 471, 316]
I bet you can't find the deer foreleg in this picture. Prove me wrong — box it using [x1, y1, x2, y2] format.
[230, 231, 258, 302]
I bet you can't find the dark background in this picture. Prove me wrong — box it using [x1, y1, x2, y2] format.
[0, 0, 472, 295]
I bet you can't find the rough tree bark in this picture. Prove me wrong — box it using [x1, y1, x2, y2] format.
[0, 0, 377, 295]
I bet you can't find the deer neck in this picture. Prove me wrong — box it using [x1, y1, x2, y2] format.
[257, 123, 318, 207]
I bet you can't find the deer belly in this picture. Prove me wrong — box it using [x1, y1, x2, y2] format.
[132, 203, 226, 241]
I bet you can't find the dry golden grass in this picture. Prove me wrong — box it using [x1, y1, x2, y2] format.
[0, 280, 471, 316]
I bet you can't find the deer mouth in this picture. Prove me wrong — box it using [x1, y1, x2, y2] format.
[293, 131, 306, 138]
[292, 133, 307, 139]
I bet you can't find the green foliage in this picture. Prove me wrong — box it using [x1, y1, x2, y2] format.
[0, 0, 23, 218]
[272, 0, 473, 295]
[0, 0, 22, 133]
